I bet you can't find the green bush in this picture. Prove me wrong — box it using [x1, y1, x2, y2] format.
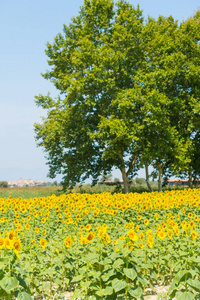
[0, 181, 8, 188]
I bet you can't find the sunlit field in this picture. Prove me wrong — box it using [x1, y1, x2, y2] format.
[0, 188, 200, 299]
[0, 186, 62, 199]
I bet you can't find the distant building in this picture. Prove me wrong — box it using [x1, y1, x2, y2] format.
[8, 179, 50, 188]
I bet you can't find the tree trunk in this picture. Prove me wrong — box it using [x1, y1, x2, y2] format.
[121, 167, 130, 193]
[158, 164, 163, 192]
[188, 169, 193, 188]
[118, 150, 130, 193]
[145, 164, 153, 192]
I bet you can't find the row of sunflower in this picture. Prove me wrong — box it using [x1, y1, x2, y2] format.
[0, 188, 200, 299]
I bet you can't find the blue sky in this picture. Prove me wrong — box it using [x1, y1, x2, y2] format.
[0, 0, 199, 182]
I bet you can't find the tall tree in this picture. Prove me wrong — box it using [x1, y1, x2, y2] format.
[34, 0, 145, 193]
[136, 12, 200, 190]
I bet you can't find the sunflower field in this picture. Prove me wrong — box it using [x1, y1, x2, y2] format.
[0, 188, 200, 299]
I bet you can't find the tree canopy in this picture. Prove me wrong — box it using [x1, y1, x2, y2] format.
[34, 0, 200, 192]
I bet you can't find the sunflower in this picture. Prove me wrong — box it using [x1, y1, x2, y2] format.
[64, 237, 72, 248]
[5, 238, 13, 249]
[139, 243, 144, 249]
[135, 225, 139, 232]
[139, 232, 144, 240]
[102, 224, 108, 230]
[0, 238, 4, 249]
[8, 231, 15, 240]
[188, 212, 193, 218]
[21, 207, 26, 213]
[40, 238, 47, 249]
[167, 229, 173, 239]
[80, 237, 87, 245]
[13, 240, 21, 251]
[191, 231, 197, 240]
[127, 229, 138, 241]
[14, 218, 19, 225]
[76, 214, 81, 220]
[86, 231, 95, 241]
[157, 230, 166, 240]
[25, 223, 30, 230]
[85, 224, 91, 231]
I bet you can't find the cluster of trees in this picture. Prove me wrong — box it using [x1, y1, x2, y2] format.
[34, 0, 200, 193]
[0, 181, 8, 188]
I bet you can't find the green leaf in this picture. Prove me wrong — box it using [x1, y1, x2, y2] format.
[128, 286, 143, 298]
[18, 277, 28, 289]
[100, 258, 112, 265]
[173, 270, 193, 284]
[123, 268, 137, 281]
[81, 281, 91, 289]
[84, 253, 99, 264]
[110, 252, 121, 259]
[168, 289, 178, 299]
[112, 278, 127, 292]
[103, 286, 113, 295]
[63, 278, 69, 285]
[71, 275, 84, 282]
[72, 289, 83, 299]
[187, 278, 200, 292]
[167, 281, 178, 294]
[65, 263, 73, 270]
[88, 270, 101, 279]
[151, 272, 158, 282]
[0, 262, 7, 269]
[102, 269, 116, 282]
[96, 287, 113, 297]
[54, 277, 62, 286]
[16, 291, 33, 300]
[96, 289, 105, 297]
[121, 248, 132, 257]
[0, 276, 19, 293]
[41, 282, 50, 290]
[176, 291, 195, 300]
[0, 288, 8, 298]
[113, 258, 124, 269]
[137, 276, 148, 287]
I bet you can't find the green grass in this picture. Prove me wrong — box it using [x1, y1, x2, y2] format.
[0, 185, 118, 199]
[0, 183, 197, 199]
[0, 186, 63, 199]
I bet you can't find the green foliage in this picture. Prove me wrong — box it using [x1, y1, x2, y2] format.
[135, 177, 146, 185]
[0, 181, 8, 188]
[100, 173, 113, 182]
[0, 253, 32, 299]
[34, 0, 200, 193]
